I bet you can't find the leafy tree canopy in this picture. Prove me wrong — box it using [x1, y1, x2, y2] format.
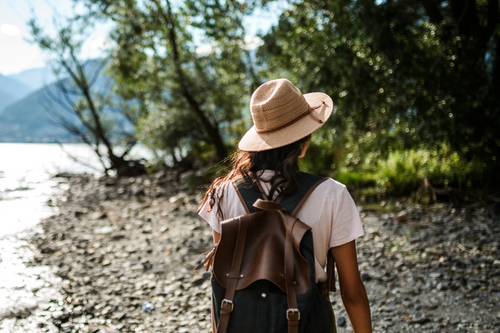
[260, 0, 500, 188]
[77, 0, 266, 162]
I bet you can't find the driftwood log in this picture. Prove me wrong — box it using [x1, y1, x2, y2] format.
[424, 178, 499, 212]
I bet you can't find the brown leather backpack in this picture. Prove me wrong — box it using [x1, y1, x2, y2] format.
[200, 173, 336, 333]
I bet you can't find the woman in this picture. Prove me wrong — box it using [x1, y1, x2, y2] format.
[199, 79, 372, 333]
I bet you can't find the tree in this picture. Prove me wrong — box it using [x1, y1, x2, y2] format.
[77, 0, 262, 162]
[28, 15, 146, 177]
[259, 0, 500, 188]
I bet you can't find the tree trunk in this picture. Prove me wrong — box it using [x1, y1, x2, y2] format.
[154, 0, 228, 161]
[109, 155, 146, 177]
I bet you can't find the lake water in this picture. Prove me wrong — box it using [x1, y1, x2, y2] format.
[0, 144, 102, 236]
[0, 143, 152, 330]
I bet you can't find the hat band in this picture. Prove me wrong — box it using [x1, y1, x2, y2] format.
[255, 101, 326, 134]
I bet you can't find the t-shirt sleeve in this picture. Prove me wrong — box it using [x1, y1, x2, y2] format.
[329, 186, 364, 248]
[198, 190, 223, 234]
[198, 183, 247, 234]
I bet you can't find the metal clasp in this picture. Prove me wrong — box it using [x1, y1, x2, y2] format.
[221, 299, 234, 312]
[286, 308, 300, 320]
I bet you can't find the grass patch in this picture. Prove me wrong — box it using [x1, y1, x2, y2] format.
[330, 144, 491, 204]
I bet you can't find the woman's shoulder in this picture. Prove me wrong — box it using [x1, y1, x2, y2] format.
[313, 176, 349, 198]
[211, 179, 234, 195]
[308, 174, 347, 189]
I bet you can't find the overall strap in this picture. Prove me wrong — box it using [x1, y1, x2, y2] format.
[232, 175, 262, 214]
[326, 250, 337, 292]
[233, 172, 327, 213]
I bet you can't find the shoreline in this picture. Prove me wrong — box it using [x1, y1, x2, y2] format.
[4, 172, 500, 332]
[31, 172, 213, 333]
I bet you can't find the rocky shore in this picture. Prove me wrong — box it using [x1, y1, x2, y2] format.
[3, 172, 500, 332]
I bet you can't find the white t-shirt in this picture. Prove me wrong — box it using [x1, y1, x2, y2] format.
[198, 170, 364, 282]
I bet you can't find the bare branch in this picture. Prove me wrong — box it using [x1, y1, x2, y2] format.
[88, 58, 109, 87]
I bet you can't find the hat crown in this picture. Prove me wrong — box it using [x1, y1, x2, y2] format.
[250, 79, 309, 133]
[239, 78, 333, 152]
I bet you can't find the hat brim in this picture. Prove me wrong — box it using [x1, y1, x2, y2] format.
[238, 92, 333, 152]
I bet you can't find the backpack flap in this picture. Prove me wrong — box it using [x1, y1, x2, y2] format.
[212, 205, 311, 295]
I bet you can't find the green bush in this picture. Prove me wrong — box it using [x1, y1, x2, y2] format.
[373, 145, 479, 194]
[300, 132, 487, 201]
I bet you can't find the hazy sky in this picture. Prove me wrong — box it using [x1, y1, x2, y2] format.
[0, 0, 281, 77]
[1, 0, 111, 76]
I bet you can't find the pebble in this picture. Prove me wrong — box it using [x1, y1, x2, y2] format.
[337, 316, 346, 327]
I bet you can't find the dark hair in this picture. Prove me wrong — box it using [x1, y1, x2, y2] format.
[200, 135, 311, 220]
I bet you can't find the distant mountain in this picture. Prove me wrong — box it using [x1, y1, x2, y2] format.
[0, 74, 34, 110]
[0, 89, 17, 112]
[7, 67, 57, 91]
[0, 83, 71, 142]
[0, 59, 132, 143]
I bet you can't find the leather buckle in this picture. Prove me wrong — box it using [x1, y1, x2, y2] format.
[221, 299, 234, 312]
[286, 308, 300, 320]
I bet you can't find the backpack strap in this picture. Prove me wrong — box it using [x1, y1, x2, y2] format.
[216, 214, 249, 333]
[284, 218, 300, 333]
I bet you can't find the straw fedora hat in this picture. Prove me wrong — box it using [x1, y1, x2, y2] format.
[238, 78, 333, 152]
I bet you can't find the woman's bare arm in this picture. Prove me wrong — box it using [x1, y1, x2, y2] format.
[331, 240, 372, 333]
[213, 230, 221, 245]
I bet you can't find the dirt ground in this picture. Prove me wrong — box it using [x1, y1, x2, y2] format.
[1, 173, 499, 332]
